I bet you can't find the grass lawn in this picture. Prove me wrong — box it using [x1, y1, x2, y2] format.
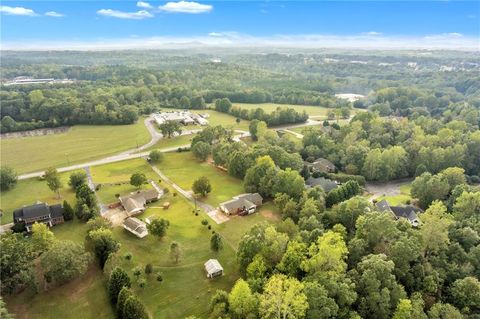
[0, 171, 78, 225]
[145, 133, 197, 152]
[0, 121, 150, 174]
[231, 102, 332, 117]
[156, 152, 244, 207]
[203, 110, 250, 131]
[91, 158, 158, 184]
[376, 184, 413, 206]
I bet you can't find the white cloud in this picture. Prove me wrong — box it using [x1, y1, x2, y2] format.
[0, 5, 37, 16]
[208, 32, 223, 37]
[137, 1, 153, 9]
[159, 1, 212, 14]
[97, 9, 153, 19]
[362, 31, 382, 36]
[45, 11, 64, 17]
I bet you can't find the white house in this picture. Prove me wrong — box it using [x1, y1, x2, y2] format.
[204, 259, 224, 278]
[123, 217, 148, 238]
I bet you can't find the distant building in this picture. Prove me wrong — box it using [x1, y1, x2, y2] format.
[204, 259, 224, 278]
[306, 177, 339, 193]
[304, 158, 336, 174]
[119, 189, 161, 217]
[153, 111, 208, 126]
[375, 199, 422, 227]
[13, 202, 65, 232]
[219, 193, 263, 216]
[3, 77, 74, 86]
[123, 217, 148, 238]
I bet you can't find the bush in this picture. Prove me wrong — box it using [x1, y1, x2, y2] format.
[195, 212, 199, 216]
[156, 273, 163, 282]
[163, 187, 169, 194]
[95, 184, 102, 191]
[145, 264, 153, 275]
[132, 266, 142, 278]
[201, 219, 209, 226]
[327, 173, 366, 186]
[207, 225, 212, 230]
[115, 193, 120, 198]
[173, 192, 177, 197]
[124, 252, 132, 260]
[138, 278, 146, 288]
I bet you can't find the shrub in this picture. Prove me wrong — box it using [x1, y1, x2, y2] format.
[207, 225, 212, 230]
[115, 193, 120, 198]
[124, 252, 132, 260]
[95, 184, 102, 191]
[163, 187, 169, 194]
[156, 273, 163, 282]
[201, 219, 209, 226]
[173, 192, 177, 197]
[138, 278, 146, 288]
[132, 266, 142, 278]
[145, 264, 153, 275]
[195, 212, 199, 216]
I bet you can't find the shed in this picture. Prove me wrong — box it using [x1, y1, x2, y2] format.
[123, 217, 148, 238]
[204, 259, 224, 278]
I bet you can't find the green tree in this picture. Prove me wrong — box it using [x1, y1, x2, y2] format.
[450, 276, 480, 314]
[228, 150, 254, 179]
[302, 230, 347, 277]
[228, 279, 258, 318]
[427, 303, 463, 319]
[215, 98, 232, 113]
[192, 176, 212, 197]
[244, 156, 276, 197]
[40, 240, 90, 285]
[419, 201, 454, 256]
[259, 274, 308, 319]
[108, 267, 132, 304]
[277, 241, 307, 278]
[130, 172, 147, 189]
[63, 200, 74, 221]
[411, 173, 450, 209]
[272, 168, 305, 199]
[303, 281, 339, 319]
[0, 166, 17, 191]
[123, 295, 148, 319]
[68, 171, 87, 190]
[209, 289, 230, 318]
[147, 218, 170, 239]
[149, 149, 164, 163]
[0, 297, 13, 319]
[192, 141, 212, 162]
[453, 191, 480, 222]
[210, 233, 223, 252]
[246, 254, 268, 293]
[31, 222, 55, 254]
[117, 287, 133, 319]
[159, 120, 182, 138]
[249, 119, 260, 140]
[88, 227, 120, 268]
[170, 241, 183, 263]
[45, 167, 63, 198]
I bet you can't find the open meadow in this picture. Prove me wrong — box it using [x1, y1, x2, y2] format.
[0, 121, 150, 174]
[230, 102, 332, 117]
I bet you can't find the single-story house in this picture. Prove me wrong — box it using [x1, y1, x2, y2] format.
[204, 259, 224, 278]
[219, 193, 263, 216]
[119, 189, 161, 217]
[123, 217, 148, 238]
[375, 199, 422, 227]
[13, 202, 65, 232]
[306, 177, 339, 193]
[305, 158, 336, 173]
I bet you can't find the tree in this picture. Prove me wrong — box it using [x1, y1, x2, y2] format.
[147, 218, 170, 239]
[108, 267, 131, 304]
[453, 191, 480, 222]
[149, 149, 164, 163]
[88, 228, 120, 268]
[228, 150, 254, 179]
[259, 274, 308, 319]
[159, 120, 182, 138]
[0, 297, 13, 319]
[170, 241, 183, 263]
[210, 233, 223, 252]
[272, 168, 305, 199]
[0, 232, 36, 294]
[130, 172, 147, 189]
[123, 295, 149, 319]
[428, 303, 463, 319]
[192, 176, 212, 197]
[244, 156, 276, 197]
[117, 287, 133, 319]
[0, 166, 17, 191]
[209, 289, 230, 318]
[303, 281, 339, 319]
[411, 173, 449, 209]
[40, 240, 90, 285]
[228, 279, 258, 318]
[449, 276, 480, 314]
[302, 230, 347, 277]
[352, 254, 406, 319]
[45, 167, 62, 198]
[246, 254, 268, 293]
[68, 171, 87, 190]
[63, 200, 74, 221]
[192, 141, 211, 162]
[276, 241, 307, 278]
[249, 119, 260, 140]
[215, 98, 232, 113]
[419, 201, 454, 256]
[31, 222, 55, 254]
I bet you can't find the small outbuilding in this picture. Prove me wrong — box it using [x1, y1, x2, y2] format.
[123, 217, 148, 238]
[204, 259, 224, 278]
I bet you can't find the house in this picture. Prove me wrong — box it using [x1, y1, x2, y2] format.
[153, 111, 208, 127]
[305, 158, 336, 173]
[204, 259, 224, 278]
[219, 193, 263, 216]
[123, 217, 148, 238]
[13, 202, 65, 232]
[306, 177, 339, 193]
[375, 199, 422, 227]
[119, 189, 161, 217]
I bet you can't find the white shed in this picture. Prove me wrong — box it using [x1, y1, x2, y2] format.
[204, 259, 224, 278]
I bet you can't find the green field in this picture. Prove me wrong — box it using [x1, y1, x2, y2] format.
[157, 152, 245, 207]
[376, 184, 413, 206]
[0, 121, 150, 174]
[0, 171, 78, 225]
[230, 102, 332, 117]
[146, 133, 197, 151]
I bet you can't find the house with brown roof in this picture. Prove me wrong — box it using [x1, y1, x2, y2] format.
[119, 189, 161, 217]
[123, 217, 148, 238]
[13, 202, 65, 232]
[219, 193, 263, 216]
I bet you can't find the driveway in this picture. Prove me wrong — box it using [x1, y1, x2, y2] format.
[103, 207, 128, 226]
[365, 178, 413, 202]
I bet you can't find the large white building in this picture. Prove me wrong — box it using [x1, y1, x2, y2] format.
[153, 111, 208, 126]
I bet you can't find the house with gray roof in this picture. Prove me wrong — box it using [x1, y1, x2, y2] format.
[304, 158, 336, 173]
[13, 202, 65, 232]
[219, 193, 263, 216]
[204, 259, 224, 278]
[119, 189, 161, 217]
[375, 199, 422, 227]
[123, 217, 148, 238]
[306, 177, 339, 193]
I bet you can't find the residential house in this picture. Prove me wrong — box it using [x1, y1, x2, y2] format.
[305, 158, 336, 173]
[375, 199, 422, 227]
[306, 177, 339, 192]
[119, 189, 161, 217]
[123, 217, 148, 238]
[219, 193, 263, 216]
[204, 259, 224, 278]
[13, 202, 65, 232]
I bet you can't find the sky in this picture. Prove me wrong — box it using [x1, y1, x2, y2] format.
[1, 1, 479, 50]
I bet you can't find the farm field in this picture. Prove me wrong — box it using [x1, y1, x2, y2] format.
[230, 102, 332, 117]
[157, 152, 245, 207]
[145, 133, 196, 151]
[0, 121, 150, 174]
[0, 171, 78, 225]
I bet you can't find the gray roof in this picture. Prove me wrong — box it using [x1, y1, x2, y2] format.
[375, 199, 392, 213]
[123, 217, 148, 238]
[306, 177, 338, 192]
[120, 189, 160, 214]
[220, 193, 263, 212]
[204, 259, 223, 275]
[390, 206, 422, 223]
[23, 203, 50, 219]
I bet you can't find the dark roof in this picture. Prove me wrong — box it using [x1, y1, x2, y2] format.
[375, 199, 392, 213]
[49, 204, 65, 218]
[306, 177, 338, 192]
[390, 206, 422, 222]
[22, 203, 50, 219]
